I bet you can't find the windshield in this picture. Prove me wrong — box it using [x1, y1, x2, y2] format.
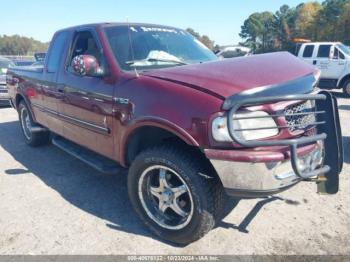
[337, 44, 350, 56]
[104, 25, 218, 71]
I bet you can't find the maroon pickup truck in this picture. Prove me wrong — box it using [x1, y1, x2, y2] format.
[7, 23, 343, 245]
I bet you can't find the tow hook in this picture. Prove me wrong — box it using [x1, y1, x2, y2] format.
[307, 176, 328, 183]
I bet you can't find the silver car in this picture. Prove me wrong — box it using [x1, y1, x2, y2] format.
[0, 57, 15, 106]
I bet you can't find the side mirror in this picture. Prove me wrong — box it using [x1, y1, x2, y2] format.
[71, 55, 105, 77]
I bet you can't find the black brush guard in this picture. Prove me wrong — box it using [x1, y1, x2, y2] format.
[224, 91, 343, 194]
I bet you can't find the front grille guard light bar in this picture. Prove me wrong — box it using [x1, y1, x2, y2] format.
[226, 94, 330, 179]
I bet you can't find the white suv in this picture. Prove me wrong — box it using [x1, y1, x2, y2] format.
[298, 42, 350, 96]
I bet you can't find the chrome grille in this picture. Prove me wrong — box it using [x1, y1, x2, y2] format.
[285, 101, 316, 132]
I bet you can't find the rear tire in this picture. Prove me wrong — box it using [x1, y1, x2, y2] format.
[18, 101, 50, 147]
[342, 79, 350, 97]
[127, 144, 225, 245]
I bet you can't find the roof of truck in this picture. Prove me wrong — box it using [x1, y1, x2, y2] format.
[302, 42, 342, 45]
[57, 22, 180, 32]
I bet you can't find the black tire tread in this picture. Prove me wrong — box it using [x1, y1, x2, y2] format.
[342, 79, 350, 97]
[128, 142, 225, 245]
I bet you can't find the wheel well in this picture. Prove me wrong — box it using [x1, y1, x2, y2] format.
[125, 126, 193, 166]
[339, 74, 350, 88]
[14, 94, 37, 122]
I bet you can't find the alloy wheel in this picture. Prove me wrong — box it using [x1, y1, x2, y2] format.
[20, 107, 32, 140]
[138, 165, 194, 230]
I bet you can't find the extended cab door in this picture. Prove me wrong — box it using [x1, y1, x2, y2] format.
[35, 31, 69, 136]
[314, 44, 333, 78]
[56, 29, 115, 158]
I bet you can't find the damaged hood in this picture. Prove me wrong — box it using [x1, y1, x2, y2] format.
[142, 52, 318, 100]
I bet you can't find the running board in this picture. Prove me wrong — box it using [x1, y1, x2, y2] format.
[52, 136, 123, 175]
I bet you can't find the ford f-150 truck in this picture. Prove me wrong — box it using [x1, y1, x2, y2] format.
[7, 23, 343, 245]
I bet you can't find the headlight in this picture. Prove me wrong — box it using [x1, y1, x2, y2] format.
[1, 68, 7, 74]
[212, 111, 279, 142]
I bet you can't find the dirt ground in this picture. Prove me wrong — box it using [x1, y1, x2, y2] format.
[0, 91, 349, 255]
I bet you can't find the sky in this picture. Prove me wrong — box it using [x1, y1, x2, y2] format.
[0, 0, 318, 46]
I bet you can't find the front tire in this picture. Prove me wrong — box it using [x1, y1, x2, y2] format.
[18, 101, 50, 147]
[342, 79, 350, 97]
[128, 144, 225, 245]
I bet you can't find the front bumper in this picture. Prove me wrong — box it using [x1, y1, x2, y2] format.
[210, 88, 343, 197]
[208, 145, 322, 198]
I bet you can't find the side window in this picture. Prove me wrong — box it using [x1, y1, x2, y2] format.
[47, 31, 68, 73]
[303, 45, 314, 58]
[317, 45, 332, 58]
[337, 48, 345, 60]
[333, 47, 339, 59]
[67, 30, 108, 76]
[68, 31, 101, 66]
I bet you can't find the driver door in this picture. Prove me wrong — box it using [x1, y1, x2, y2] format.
[56, 29, 115, 158]
[328, 46, 347, 79]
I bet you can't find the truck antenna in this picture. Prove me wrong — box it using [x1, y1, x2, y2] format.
[126, 17, 139, 78]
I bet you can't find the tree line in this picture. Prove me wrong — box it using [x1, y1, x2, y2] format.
[1, 29, 214, 56]
[0, 35, 49, 55]
[186, 28, 216, 50]
[4, 0, 348, 57]
[240, 0, 350, 53]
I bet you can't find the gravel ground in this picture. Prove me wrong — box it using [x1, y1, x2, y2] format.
[0, 91, 349, 255]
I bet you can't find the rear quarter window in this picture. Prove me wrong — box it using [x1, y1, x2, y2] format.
[303, 45, 314, 58]
[47, 31, 68, 73]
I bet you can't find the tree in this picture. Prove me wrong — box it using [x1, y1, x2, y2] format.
[239, 12, 275, 53]
[294, 2, 322, 39]
[315, 0, 349, 41]
[240, 0, 350, 53]
[186, 28, 200, 40]
[186, 28, 215, 50]
[273, 5, 296, 50]
[0, 35, 48, 55]
[338, 2, 350, 44]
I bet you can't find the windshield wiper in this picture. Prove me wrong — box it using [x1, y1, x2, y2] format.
[126, 58, 188, 66]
